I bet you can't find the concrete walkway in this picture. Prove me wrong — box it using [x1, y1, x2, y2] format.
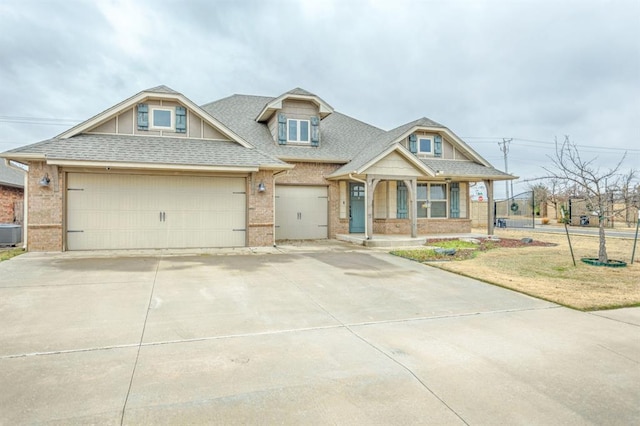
[0, 245, 638, 424]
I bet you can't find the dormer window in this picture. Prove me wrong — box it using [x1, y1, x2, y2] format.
[137, 103, 187, 133]
[409, 133, 443, 157]
[418, 137, 433, 154]
[151, 107, 174, 130]
[287, 119, 310, 143]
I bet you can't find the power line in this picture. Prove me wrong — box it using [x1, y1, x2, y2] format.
[0, 115, 81, 126]
[462, 136, 640, 152]
[498, 138, 514, 199]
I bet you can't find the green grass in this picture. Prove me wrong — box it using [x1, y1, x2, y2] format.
[0, 248, 26, 262]
[430, 240, 478, 249]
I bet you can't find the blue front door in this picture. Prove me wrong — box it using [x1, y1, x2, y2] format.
[349, 183, 365, 233]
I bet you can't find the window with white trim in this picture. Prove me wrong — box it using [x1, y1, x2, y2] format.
[287, 119, 310, 143]
[150, 107, 174, 130]
[417, 183, 448, 218]
[418, 137, 433, 154]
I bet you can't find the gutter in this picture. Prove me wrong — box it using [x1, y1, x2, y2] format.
[272, 169, 290, 247]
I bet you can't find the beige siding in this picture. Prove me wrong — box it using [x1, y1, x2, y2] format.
[203, 122, 228, 140]
[443, 138, 454, 159]
[189, 114, 202, 138]
[117, 108, 134, 134]
[339, 181, 347, 219]
[281, 99, 319, 119]
[388, 181, 397, 219]
[89, 118, 116, 134]
[455, 149, 471, 161]
[459, 182, 468, 218]
[374, 182, 387, 218]
[363, 151, 422, 176]
[267, 113, 278, 142]
[275, 185, 328, 240]
[66, 173, 246, 250]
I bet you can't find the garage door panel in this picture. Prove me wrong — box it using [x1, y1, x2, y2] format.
[67, 173, 246, 250]
[275, 186, 328, 240]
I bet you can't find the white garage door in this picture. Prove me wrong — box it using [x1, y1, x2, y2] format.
[66, 173, 246, 250]
[275, 185, 328, 240]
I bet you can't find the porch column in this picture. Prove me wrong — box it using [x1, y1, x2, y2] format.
[366, 176, 381, 239]
[485, 180, 495, 235]
[403, 178, 417, 238]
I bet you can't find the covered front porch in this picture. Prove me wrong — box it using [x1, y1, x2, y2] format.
[338, 174, 497, 241]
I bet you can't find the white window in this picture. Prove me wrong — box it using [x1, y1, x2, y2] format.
[150, 107, 174, 130]
[418, 137, 433, 154]
[417, 183, 448, 218]
[287, 119, 310, 143]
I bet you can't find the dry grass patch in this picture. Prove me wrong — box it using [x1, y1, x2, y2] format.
[0, 248, 25, 262]
[418, 230, 639, 310]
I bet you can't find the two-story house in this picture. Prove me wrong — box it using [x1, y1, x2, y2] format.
[1, 86, 514, 251]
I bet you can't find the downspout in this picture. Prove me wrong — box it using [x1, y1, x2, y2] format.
[349, 173, 368, 239]
[272, 170, 289, 247]
[4, 159, 28, 249]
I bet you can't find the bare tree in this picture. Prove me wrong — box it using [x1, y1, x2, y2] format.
[528, 183, 549, 217]
[618, 170, 640, 226]
[542, 136, 635, 263]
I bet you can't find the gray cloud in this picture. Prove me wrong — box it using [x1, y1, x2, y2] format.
[1, 0, 638, 197]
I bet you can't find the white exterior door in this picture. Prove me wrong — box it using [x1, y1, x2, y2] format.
[66, 173, 246, 250]
[275, 185, 328, 240]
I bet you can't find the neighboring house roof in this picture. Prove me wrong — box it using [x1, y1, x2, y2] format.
[0, 161, 25, 188]
[3, 134, 288, 172]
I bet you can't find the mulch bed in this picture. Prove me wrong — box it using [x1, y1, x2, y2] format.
[426, 237, 557, 249]
[405, 237, 558, 261]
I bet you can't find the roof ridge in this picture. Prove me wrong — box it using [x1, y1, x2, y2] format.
[144, 85, 180, 94]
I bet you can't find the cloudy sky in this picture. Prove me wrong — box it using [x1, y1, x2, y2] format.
[1, 0, 638, 197]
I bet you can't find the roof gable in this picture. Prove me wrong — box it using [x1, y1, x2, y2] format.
[385, 118, 491, 167]
[255, 87, 334, 122]
[328, 144, 433, 178]
[361, 149, 430, 177]
[57, 86, 254, 148]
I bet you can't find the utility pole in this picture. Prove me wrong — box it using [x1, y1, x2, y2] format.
[498, 138, 513, 199]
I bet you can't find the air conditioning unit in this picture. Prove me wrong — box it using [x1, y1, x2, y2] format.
[0, 224, 22, 246]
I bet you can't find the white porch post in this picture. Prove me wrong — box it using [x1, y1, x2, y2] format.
[403, 178, 417, 238]
[366, 176, 381, 240]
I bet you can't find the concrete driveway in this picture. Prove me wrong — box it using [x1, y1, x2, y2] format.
[1, 244, 638, 425]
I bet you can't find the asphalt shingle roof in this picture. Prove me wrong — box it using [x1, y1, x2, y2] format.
[5, 134, 286, 168]
[421, 159, 514, 179]
[202, 94, 386, 162]
[1, 86, 512, 180]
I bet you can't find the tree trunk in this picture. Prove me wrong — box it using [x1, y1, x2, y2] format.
[598, 217, 608, 263]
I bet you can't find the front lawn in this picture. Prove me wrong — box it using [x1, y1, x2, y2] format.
[392, 231, 640, 311]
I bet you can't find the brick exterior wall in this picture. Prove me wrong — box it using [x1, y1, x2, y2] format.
[247, 170, 275, 246]
[27, 162, 64, 251]
[0, 185, 23, 223]
[373, 218, 472, 235]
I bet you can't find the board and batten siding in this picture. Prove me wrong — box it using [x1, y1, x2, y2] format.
[362, 151, 423, 176]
